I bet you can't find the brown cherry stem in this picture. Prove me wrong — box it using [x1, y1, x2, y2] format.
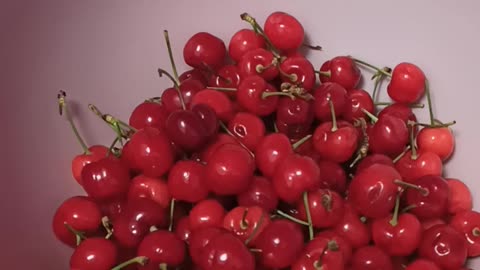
[414, 121, 456, 128]
[240, 13, 281, 58]
[315, 70, 331, 77]
[322, 193, 332, 212]
[361, 108, 378, 123]
[303, 43, 323, 51]
[389, 193, 401, 226]
[57, 91, 91, 154]
[292, 134, 313, 150]
[394, 179, 429, 196]
[168, 198, 175, 232]
[207, 87, 238, 92]
[392, 145, 411, 163]
[111, 256, 148, 270]
[303, 192, 314, 240]
[240, 208, 249, 230]
[275, 210, 310, 226]
[473, 227, 480, 237]
[262, 91, 296, 100]
[407, 120, 418, 160]
[328, 99, 338, 132]
[374, 102, 425, 108]
[350, 119, 369, 168]
[101, 216, 113, 239]
[106, 137, 120, 158]
[64, 223, 86, 246]
[350, 57, 392, 77]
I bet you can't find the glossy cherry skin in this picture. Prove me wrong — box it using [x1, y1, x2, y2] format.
[52, 196, 102, 247]
[418, 224, 468, 270]
[405, 259, 441, 270]
[417, 126, 455, 161]
[205, 143, 255, 195]
[71, 145, 110, 186]
[238, 48, 279, 81]
[129, 101, 169, 132]
[174, 216, 192, 243]
[255, 219, 305, 269]
[100, 198, 127, 222]
[450, 210, 480, 257]
[297, 189, 345, 229]
[272, 153, 321, 204]
[404, 175, 449, 219]
[350, 245, 393, 270]
[191, 89, 234, 122]
[447, 178, 473, 215]
[199, 133, 238, 163]
[179, 68, 208, 85]
[311, 230, 353, 264]
[255, 133, 293, 178]
[183, 32, 226, 70]
[277, 96, 314, 126]
[223, 205, 271, 246]
[316, 160, 347, 194]
[395, 150, 443, 183]
[137, 230, 186, 268]
[128, 175, 171, 209]
[368, 114, 409, 158]
[387, 62, 426, 103]
[279, 56, 316, 91]
[371, 213, 422, 256]
[312, 82, 348, 122]
[378, 103, 417, 125]
[81, 158, 131, 202]
[208, 64, 242, 93]
[343, 89, 375, 122]
[161, 79, 205, 113]
[264, 11, 304, 51]
[189, 199, 226, 230]
[228, 112, 266, 151]
[228, 28, 266, 63]
[333, 202, 371, 249]
[319, 56, 361, 90]
[70, 238, 117, 270]
[313, 120, 359, 163]
[348, 164, 400, 218]
[236, 75, 279, 116]
[237, 176, 279, 212]
[167, 160, 209, 203]
[188, 227, 225, 264]
[293, 236, 346, 270]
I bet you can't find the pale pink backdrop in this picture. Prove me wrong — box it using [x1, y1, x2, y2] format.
[1, 0, 480, 268]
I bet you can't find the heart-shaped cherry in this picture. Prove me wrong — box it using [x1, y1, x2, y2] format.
[387, 62, 426, 103]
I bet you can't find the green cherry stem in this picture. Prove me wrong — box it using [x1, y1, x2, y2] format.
[219, 121, 255, 158]
[163, 30, 180, 84]
[245, 211, 265, 246]
[374, 102, 425, 109]
[350, 57, 392, 77]
[328, 99, 338, 132]
[57, 91, 91, 154]
[64, 223, 86, 246]
[361, 108, 378, 124]
[168, 198, 176, 232]
[292, 134, 313, 150]
[315, 70, 331, 77]
[392, 145, 411, 163]
[275, 210, 310, 226]
[389, 193, 401, 226]
[393, 179, 429, 196]
[206, 87, 238, 92]
[424, 79, 435, 126]
[303, 192, 314, 241]
[111, 256, 149, 270]
[158, 68, 186, 110]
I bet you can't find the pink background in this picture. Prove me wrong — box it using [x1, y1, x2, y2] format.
[2, 0, 480, 268]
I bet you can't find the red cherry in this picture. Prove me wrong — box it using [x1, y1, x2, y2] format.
[52, 196, 102, 247]
[417, 126, 455, 161]
[350, 245, 393, 270]
[255, 219, 305, 269]
[313, 230, 353, 264]
[293, 236, 346, 270]
[312, 82, 348, 122]
[70, 238, 117, 270]
[418, 224, 468, 269]
[183, 32, 226, 70]
[128, 101, 169, 132]
[208, 64, 242, 91]
[264, 11, 304, 51]
[343, 89, 375, 123]
[404, 175, 449, 219]
[71, 145, 110, 185]
[128, 175, 170, 209]
[447, 178, 473, 215]
[237, 176, 279, 212]
[405, 259, 441, 270]
[297, 189, 345, 229]
[279, 56, 316, 91]
[333, 202, 371, 249]
[174, 216, 192, 243]
[387, 62, 426, 103]
[81, 158, 131, 202]
[450, 210, 480, 257]
[356, 153, 394, 174]
[189, 199, 226, 230]
[228, 112, 266, 151]
[179, 68, 208, 85]
[167, 160, 209, 203]
[319, 56, 361, 90]
[316, 160, 347, 194]
[191, 89, 234, 122]
[272, 153, 321, 204]
[100, 198, 126, 222]
[368, 114, 409, 158]
[313, 120, 359, 163]
[236, 75, 279, 116]
[378, 103, 418, 126]
[137, 230, 186, 268]
[276, 97, 314, 140]
[188, 226, 225, 265]
[223, 205, 271, 246]
[198, 133, 238, 163]
[165, 109, 213, 152]
[348, 164, 400, 218]
[421, 217, 446, 232]
[255, 133, 293, 178]
[228, 29, 266, 63]
[276, 118, 311, 140]
[395, 150, 443, 183]
[238, 48, 279, 81]
[161, 79, 205, 113]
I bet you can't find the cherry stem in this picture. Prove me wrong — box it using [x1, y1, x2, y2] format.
[159, 263, 167, 270]
[424, 79, 435, 126]
[168, 198, 175, 232]
[106, 137, 120, 157]
[407, 120, 418, 160]
[158, 68, 186, 110]
[350, 119, 369, 168]
[240, 13, 281, 58]
[360, 216, 367, 223]
[400, 204, 417, 214]
[303, 43, 322, 51]
[245, 211, 265, 245]
[240, 208, 249, 230]
[88, 104, 133, 138]
[111, 256, 149, 270]
[389, 193, 401, 226]
[292, 134, 313, 150]
[374, 102, 425, 109]
[392, 145, 411, 163]
[315, 70, 331, 77]
[101, 216, 113, 239]
[249, 248, 263, 253]
[371, 73, 384, 102]
[207, 87, 238, 92]
[321, 193, 332, 212]
[275, 210, 309, 226]
[414, 121, 456, 128]
[328, 99, 338, 132]
[350, 57, 392, 77]
[64, 223, 86, 246]
[57, 91, 91, 154]
[219, 121, 255, 158]
[262, 91, 296, 100]
[473, 227, 480, 237]
[146, 97, 162, 103]
[361, 108, 378, 123]
[303, 192, 314, 241]
[256, 61, 277, 73]
[394, 179, 429, 196]
[278, 66, 298, 83]
[163, 30, 180, 84]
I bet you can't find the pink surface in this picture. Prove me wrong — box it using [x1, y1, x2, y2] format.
[2, 0, 480, 268]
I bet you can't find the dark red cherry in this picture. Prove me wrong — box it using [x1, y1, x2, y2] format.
[236, 75, 279, 116]
[313, 82, 348, 122]
[137, 230, 186, 268]
[237, 176, 279, 212]
[264, 11, 304, 51]
[129, 101, 168, 132]
[319, 56, 361, 90]
[183, 32, 226, 70]
[70, 238, 117, 270]
[179, 68, 208, 85]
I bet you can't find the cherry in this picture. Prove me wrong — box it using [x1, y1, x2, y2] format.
[450, 210, 480, 257]
[272, 153, 321, 204]
[237, 48, 279, 81]
[447, 178, 473, 215]
[137, 230, 186, 268]
[236, 74, 279, 116]
[387, 62, 426, 103]
[179, 68, 208, 85]
[297, 189, 345, 229]
[294, 236, 345, 270]
[333, 202, 371, 249]
[255, 133, 293, 178]
[208, 64, 242, 91]
[276, 97, 314, 134]
[276, 118, 311, 140]
[255, 219, 305, 269]
[237, 176, 279, 212]
[279, 56, 316, 91]
[228, 29, 266, 63]
[377, 103, 418, 128]
[128, 175, 171, 209]
[100, 198, 127, 222]
[313, 119, 359, 163]
[403, 175, 449, 219]
[188, 226, 225, 265]
[355, 153, 395, 174]
[312, 82, 348, 122]
[223, 205, 271, 246]
[167, 160, 209, 203]
[404, 259, 441, 270]
[189, 199, 226, 230]
[368, 114, 409, 158]
[418, 224, 468, 270]
[319, 56, 362, 90]
[183, 32, 226, 70]
[421, 217, 446, 232]
[228, 112, 266, 151]
[348, 164, 400, 218]
[313, 230, 353, 263]
[191, 89, 235, 122]
[161, 79, 205, 113]
[52, 196, 102, 247]
[198, 133, 238, 163]
[71, 145, 110, 186]
[417, 126, 455, 161]
[129, 101, 169, 132]
[70, 238, 117, 270]
[343, 89, 375, 123]
[81, 158, 131, 202]
[174, 216, 192, 243]
[350, 245, 393, 270]
[264, 11, 304, 51]
[316, 160, 347, 194]
[205, 143, 255, 195]
[395, 149, 443, 183]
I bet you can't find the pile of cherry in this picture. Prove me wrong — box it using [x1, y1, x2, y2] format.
[53, 11, 478, 270]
